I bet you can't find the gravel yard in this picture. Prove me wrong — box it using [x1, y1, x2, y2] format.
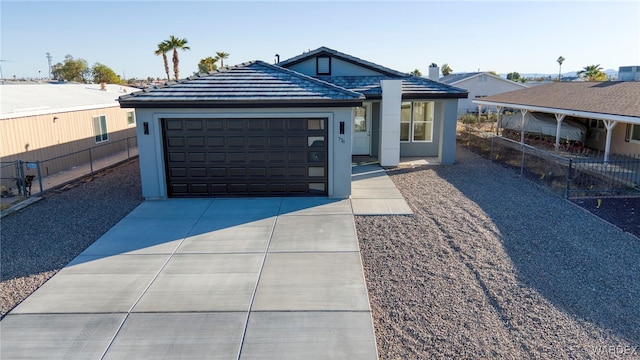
[357, 147, 639, 358]
[0, 159, 143, 318]
[2, 149, 639, 359]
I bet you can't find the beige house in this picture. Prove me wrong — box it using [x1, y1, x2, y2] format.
[1, 83, 140, 179]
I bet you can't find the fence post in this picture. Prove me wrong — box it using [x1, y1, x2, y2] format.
[565, 158, 572, 199]
[490, 135, 494, 161]
[126, 137, 131, 160]
[35, 161, 43, 196]
[89, 148, 94, 175]
[520, 145, 525, 176]
[16, 160, 26, 196]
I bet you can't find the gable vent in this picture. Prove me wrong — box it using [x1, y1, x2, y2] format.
[316, 56, 331, 75]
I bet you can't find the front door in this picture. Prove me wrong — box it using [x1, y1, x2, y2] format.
[352, 104, 371, 155]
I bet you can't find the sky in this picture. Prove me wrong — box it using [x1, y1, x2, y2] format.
[1, 0, 639, 80]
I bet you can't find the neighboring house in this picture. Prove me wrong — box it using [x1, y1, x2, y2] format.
[118, 47, 467, 199]
[0, 83, 140, 180]
[473, 81, 640, 161]
[439, 72, 528, 115]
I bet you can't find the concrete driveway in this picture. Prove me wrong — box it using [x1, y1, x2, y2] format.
[2, 197, 377, 359]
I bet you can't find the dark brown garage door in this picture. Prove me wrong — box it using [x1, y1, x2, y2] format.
[163, 118, 328, 197]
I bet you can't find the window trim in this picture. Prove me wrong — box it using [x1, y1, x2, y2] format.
[400, 101, 435, 143]
[93, 115, 109, 143]
[629, 124, 640, 144]
[126, 111, 136, 127]
[316, 56, 331, 75]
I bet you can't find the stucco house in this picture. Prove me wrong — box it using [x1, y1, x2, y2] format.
[0, 83, 140, 184]
[440, 72, 528, 115]
[118, 47, 467, 199]
[473, 81, 640, 161]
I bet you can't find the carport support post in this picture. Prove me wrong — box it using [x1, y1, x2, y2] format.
[554, 113, 566, 153]
[520, 110, 528, 176]
[603, 120, 617, 164]
[520, 109, 528, 144]
[495, 106, 502, 135]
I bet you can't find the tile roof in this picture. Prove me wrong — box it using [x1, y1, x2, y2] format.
[1, 83, 140, 119]
[118, 61, 364, 108]
[476, 82, 640, 119]
[319, 76, 468, 99]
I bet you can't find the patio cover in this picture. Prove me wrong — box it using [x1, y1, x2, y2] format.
[473, 81, 640, 161]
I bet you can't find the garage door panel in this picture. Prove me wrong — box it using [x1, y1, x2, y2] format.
[187, 152, 206, 162]
[287, 152, 306, 163]
[186, 119, 204, 130]
[248, 137, 267, 148]
[207, 136, 225, 147]
[170, 167, 188, 177]
[208, 152, 226, 163]
[227, 119, 244, 131]
[209, 168, 227, 177]
[227, 153, 246, 163]
[168, 152, 186, 162]
[186, 137, 205, 147]
[167, 137, 185, 147]
[248, 152, 267, 163]
[227, 136, 246, 148]
[166, 119, 184, 130]
[267, 167, 286, 177]
[206, 119, 224, 130]
[190, 168, 207, 177]
[268, 137, 286, 148]
[163, 118, 327, 197]
[247, 120, 267, 131]
[288, 167, 306, 178]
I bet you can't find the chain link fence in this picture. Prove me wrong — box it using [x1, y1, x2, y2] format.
[1, 137, 138, 207]
[457, 123, 640, 198]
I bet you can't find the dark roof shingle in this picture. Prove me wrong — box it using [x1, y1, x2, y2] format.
[119, 61, 364, 108]
[476, 82, 640, 118]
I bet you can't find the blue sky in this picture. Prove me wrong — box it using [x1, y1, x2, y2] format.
[1, 0, 639, 80]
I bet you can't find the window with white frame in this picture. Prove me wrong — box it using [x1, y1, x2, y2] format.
[629, 124, 640, 143]
[127, 111, 136, 126]
[400, 101, 434, 142]
[93, 115, 108, 143]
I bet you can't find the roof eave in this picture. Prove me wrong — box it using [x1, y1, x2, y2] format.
[472, 99, 640, 124]
[119, 99, 364, 109]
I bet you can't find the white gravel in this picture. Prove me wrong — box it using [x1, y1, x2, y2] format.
[357, 147, 640, 359]
[1, 159, 143, 317]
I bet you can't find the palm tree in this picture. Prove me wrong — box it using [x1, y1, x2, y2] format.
[154, 41, 171, 81]
[556, 56, 565, 80]
[215, 51, 229, 67]
[166, 35, 190, 80]
[198, 56, 219, 73]
[577, 64, 607, 81]
[441, 63, 453, 76]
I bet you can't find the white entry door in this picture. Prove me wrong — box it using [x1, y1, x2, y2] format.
[352, 103, 371, 155]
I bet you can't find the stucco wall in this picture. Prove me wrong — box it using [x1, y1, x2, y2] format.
[134, 107, 354, 199]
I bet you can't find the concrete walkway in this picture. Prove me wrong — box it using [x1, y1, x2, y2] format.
[351, 163, 413, 215]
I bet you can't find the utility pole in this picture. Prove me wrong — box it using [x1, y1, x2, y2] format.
[46, 52, 53, 78]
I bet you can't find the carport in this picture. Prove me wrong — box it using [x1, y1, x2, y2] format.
[473, 82, 640, 161]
